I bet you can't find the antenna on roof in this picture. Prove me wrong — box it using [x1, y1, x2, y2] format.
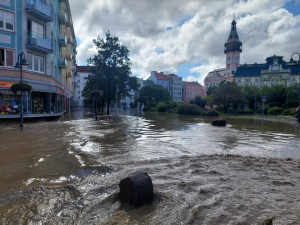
[233, 12, 235, 21]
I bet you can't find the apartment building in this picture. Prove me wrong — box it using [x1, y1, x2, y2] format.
[147, 71, 183, 102]
[183, 81, 205, 103]
[0, 0, 76, 116]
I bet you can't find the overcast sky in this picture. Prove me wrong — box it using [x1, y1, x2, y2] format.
[70, 0, 300, 85]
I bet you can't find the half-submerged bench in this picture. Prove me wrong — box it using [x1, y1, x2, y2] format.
[119, 172, 153, 207]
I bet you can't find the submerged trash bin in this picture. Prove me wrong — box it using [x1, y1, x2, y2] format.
[119, 172, 153, 207]
[212, 119, 226, 126]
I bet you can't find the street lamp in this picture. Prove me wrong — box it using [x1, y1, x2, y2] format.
[15, 52, 28, 127]
[290, 52, 300, 123]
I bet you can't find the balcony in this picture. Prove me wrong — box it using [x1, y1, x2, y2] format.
[26, 32, 52, 54]
[58, 34, 67, 47]
[58, 57, 67, 68]
[25, 0, 53, 22]
[58, 11, 67, 25]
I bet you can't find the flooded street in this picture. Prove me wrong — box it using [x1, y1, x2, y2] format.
[0, 110, 300, 224]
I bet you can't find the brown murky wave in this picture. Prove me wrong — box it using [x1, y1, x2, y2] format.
[1, 154, 300, 225]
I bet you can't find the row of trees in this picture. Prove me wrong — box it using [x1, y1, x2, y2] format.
[137, 81, 299, 116]
[205, 81, 299, 114]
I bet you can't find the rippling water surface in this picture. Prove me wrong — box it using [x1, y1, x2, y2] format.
[0, 110, 300, 224]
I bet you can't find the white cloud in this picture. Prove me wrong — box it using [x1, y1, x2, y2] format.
[69, 0, 300, 85]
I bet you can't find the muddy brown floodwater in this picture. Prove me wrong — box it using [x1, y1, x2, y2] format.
[0, 110, 300, 224]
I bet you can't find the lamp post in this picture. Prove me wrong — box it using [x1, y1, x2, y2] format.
[15, 52, 28, 127]
[290, 52, 300, 123]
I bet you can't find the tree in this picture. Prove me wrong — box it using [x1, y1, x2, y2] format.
[206, 85, 218, 96]
[88, 31, 138, 115]
[190, 96, 206, 108]
[212, 81, 244, 113]
[139, 85, 171, 110]
[242, 85, 259, 111]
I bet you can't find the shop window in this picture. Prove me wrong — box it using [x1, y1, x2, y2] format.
[0, 10, 14, 31]
[0, 48, 14, 67]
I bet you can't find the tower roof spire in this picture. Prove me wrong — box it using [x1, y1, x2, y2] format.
[224, 17, 242, 53]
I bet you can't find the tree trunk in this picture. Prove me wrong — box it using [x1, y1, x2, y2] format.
[107, 95, 110, 115]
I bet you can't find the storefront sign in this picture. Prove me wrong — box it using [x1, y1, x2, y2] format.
[0, 81, 16, 88]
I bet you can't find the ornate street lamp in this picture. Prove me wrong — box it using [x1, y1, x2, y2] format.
[15, 52, 28, 127]
[290, 52, 300, 123]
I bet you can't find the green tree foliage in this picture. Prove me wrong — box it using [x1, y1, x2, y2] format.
[242, 86, 259, 111]
[139, 85, 171, 110]
[87, 31, 138, 115]
[190, 96, 206, 108]
[206, 86, 217, 96]
[212, 81, 244, 113]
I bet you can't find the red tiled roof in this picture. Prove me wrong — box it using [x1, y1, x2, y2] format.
[183, 81, 203, 87]
[155, 73, 169, 80]
[155, 73, 178, 80]
[76, 66, 96, 73]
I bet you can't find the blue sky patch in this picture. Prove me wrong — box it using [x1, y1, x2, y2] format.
[284, 0, 300, 16]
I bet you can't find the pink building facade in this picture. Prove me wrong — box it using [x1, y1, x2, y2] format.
[204, 19, 242, 94]
[183, 81, 205, 103]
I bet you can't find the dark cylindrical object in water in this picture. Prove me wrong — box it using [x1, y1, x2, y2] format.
[119, 172, 153, 207]
[212, 119, 226, 126]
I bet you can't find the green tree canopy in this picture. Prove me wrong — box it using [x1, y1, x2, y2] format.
[87, 31, 138, 115]
[190, 96, 206, 108]
[139, 85, 171, 110]
[212, 81, 244, 113]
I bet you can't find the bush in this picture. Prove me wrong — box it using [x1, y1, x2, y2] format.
[178, 103, 201, 115]
[281, 108, 296, 116]
[156, 101, 182, 113]
[157, 102, 168, 112]
[267, 106, 283, 115]
[236, 109, 254, 114]
[269, 102, 282, 108]
[207, 110, 219, 116]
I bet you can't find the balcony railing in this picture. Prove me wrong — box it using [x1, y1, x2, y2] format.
[26, 32, 52, 54]
[58, 33, 67, 47]
[58, 11, 67, 25]
[25, 0, 53, 22]
[58, 57, 67, 68]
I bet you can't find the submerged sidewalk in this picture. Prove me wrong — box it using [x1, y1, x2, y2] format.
[0, 111, 66, 119]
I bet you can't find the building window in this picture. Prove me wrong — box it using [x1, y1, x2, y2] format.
[28, 20, 45, 38]
[0, 48, 14, 67]
[27, 53, 45, 73]
[0, 10, 14, 31]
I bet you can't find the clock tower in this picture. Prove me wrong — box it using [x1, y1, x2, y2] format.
[224, 19, 242, 77]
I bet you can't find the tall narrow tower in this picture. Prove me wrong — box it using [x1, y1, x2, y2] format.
[224, 19, 242, 77]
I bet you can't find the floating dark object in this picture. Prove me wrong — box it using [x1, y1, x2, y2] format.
[119, 172, 153, 207]
[212, 119, 226, 126]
